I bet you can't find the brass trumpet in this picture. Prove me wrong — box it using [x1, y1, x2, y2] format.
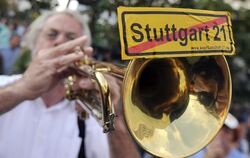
[65, 53, 231, 158]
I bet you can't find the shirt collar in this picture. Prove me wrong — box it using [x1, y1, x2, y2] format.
[36, 98, 75, 113]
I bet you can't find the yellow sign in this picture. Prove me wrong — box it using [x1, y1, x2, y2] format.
[117, 7, 235, 60]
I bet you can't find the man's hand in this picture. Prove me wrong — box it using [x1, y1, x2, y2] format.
[20, 36, 92, 100]
[0, 36, 92, 114]
[75, 73, 121, 117]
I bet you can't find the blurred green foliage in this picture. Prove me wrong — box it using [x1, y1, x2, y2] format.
[0, 0, 8, 16]
[13, 47, 31, 74]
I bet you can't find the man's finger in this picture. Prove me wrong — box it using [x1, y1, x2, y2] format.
[49, 36, 89, 58]
[51, 51, 84, 69]
[83, 47, 93, 57]
[78, 78, 96, 90]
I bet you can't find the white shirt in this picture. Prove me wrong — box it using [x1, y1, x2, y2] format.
[0, 75, 110, 158]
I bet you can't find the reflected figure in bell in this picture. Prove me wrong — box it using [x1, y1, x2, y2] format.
[190, 56, 226, 116]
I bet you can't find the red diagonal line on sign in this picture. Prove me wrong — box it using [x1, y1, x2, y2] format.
[128, 16, 227, 53]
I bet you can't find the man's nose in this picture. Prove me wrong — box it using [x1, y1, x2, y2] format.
[53, 34, 67, 46]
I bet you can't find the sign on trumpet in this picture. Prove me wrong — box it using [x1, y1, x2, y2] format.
[117, 7, 235, 60]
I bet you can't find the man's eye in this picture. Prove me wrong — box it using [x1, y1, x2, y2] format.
[46, 32, 58, 39]
[66, 34, 77, 41]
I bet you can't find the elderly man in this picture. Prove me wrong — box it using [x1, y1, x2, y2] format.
[0, 10, 140, 158]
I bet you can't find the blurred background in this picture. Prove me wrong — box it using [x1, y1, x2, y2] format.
[1, 0, 250, 156]
[1, 0, 248, 106]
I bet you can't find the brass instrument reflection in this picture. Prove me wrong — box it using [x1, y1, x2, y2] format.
[131, 58, 189, 123]
[190, 56, 228, 117]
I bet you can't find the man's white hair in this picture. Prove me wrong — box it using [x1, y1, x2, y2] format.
[24, 10, 91, 50]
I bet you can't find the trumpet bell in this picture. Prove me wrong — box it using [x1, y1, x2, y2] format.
[123, 56, 231, 158]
